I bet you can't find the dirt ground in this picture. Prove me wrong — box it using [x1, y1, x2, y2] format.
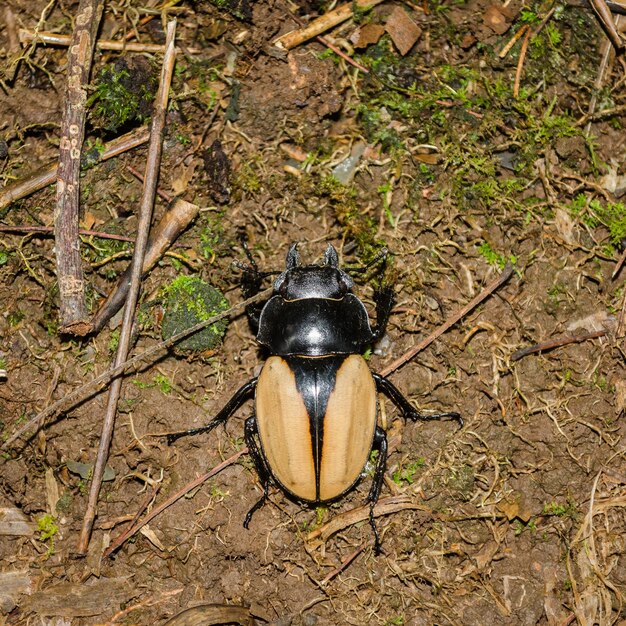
[1, 0, 626, 624]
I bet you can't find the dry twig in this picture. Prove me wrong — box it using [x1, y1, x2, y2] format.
[380, 263, 515, 377]
[274, 0, 385, 50]
[0, 225, 134, 241]
[588, 0, 624, 50]
[55, 0, 104, 334]
[103, 449, 247, 558]
[511, 330, 607, 361]
[77, 20, 178, 554]
[19, 28, 200, 54]
[1, 286, 273, 450]
[0, 126, 149, 211]
[513, 26, 531, 98]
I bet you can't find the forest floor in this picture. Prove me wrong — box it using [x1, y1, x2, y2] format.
[1, 0, 626, 624]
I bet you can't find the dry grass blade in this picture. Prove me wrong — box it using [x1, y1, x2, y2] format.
[306, 495, 427, 546]
[569, 471, 626, 624]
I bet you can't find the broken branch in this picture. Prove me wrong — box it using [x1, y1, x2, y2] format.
[0, 126, 149, 211]
[54, 0, 104, 334]
[77, 19, 178, 554]
[274, 0, 385, 50]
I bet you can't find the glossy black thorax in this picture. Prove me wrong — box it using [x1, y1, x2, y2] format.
[256, 244, 376, 356]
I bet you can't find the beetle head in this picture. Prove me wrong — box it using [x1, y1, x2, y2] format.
[274, 244, 354, 300]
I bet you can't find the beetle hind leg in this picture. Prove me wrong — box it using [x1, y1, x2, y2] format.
[367, 426, 388, 555]
[243, 416, 272, 528]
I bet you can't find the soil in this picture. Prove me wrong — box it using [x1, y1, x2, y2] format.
[1, 0, 626, 625]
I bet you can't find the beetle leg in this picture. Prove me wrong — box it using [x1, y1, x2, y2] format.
[373, 374, 463, 428]
[243, 416, 272, 528]
[166, 378, 258, 444]
[367, 426, 388, 555]
[371, 287, 395, 342]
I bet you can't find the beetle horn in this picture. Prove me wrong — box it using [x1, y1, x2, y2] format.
[324, 244, 339, 267]
[286, 243, 300, 268]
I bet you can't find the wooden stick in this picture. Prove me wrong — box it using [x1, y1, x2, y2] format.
[511, 330, 607, 361]
[103, 449, 247, 558]
[513, 25, 531, 98]
[498, 24, 530, 59]
[588, 0, 624, 50]
[0, 225, 134, 242]
[90, 198, 199, 333]
[76, 20, 178, 555]
[19, 29, 200, 54]
[0, 126, 149, 211]
[380, 263, 515, 378]
[1, 287, 273, 450]
[54, 0, 104, 334]
[273, 0, 385, 50]
[306, 495, 426, 544]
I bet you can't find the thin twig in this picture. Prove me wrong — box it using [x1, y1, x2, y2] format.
[588, 0, 624, 50]
[18, 28, 200, 54]
[616, 290, 626, 338]
[586, 25, 617, 136]
[126, 165, 173, 202]
[77, 20, 178, 554]
[513, 26, 531, 98]
[511, 330, 607, 361]
[274, 0, 385, 50]
[1, 286, 273, 450]
[380, 263, 515, 378]
[320, 542, 371, 585]
[0, 126, 149, 211]
[499, 24, 530, 59]
[0, 225, 134, 242]
[103, 448, 247, 558]
[54, 0, 104, 334]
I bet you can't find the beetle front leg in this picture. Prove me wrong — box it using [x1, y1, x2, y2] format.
[166, 378, 258, 444]
[373, 374, 463, 428]
[243, 416, 272, 528]
[367, 426, 388, 555]
[371, 287, 395, 343]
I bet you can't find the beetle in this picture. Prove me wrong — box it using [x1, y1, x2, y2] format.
[168, 243, 461, 552]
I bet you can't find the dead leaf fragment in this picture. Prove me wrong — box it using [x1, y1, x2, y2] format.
[385, 7, 422, 56]
[483, 5, 511, 35]
[497, 491, 533, 522]
[0, 570, 32, 614]
[0, 507, 36, 536]
[350, 23, 385, 48]
[24, 577, 134, 617]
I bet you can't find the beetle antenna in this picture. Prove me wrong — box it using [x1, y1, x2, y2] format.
[345, 247, 389, 275]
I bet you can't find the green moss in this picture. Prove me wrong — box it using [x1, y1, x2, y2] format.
[161, 276, 229, 352]
[477, 241, 516, 269]
[392, 458, 425, 486]
[88, 56, 157, 132]
[37, 514, 59, 557]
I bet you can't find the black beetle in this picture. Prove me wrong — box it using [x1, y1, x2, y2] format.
[168, 244, 461, 552]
